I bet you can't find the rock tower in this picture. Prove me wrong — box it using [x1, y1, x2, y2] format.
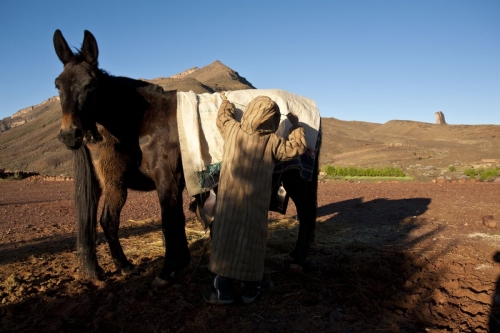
[435, 111, 447, 124]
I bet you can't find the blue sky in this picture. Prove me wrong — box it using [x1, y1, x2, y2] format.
[1, 0, 498, 125]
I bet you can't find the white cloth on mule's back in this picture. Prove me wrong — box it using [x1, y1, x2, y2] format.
[177, 89, 321, 196]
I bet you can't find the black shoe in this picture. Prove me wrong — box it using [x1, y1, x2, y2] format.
[241, 280, 261, 304]
[203, 275, 235, 305]
[203, 289, 234, 304]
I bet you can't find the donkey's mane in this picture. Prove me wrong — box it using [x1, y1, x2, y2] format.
[69, 48, 99, 67]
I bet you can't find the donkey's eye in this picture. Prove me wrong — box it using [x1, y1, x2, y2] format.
[84, 82, 95, 90]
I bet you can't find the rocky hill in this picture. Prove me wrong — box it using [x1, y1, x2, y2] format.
[141, 60, 255, 94]
[0, 96, 60, 133]
[1, 61, 499, 180]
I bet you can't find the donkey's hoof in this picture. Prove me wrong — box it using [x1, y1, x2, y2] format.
[289, 263, 303, 274]
[97, 268, 106, 280]
[151, 276, 170, 289]
[285, 255, 304, 274]
[121, 266, 139, 276]
[79, 265, 105, 280]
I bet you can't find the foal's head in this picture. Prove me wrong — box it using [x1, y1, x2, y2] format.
[53, 30, 102, 149]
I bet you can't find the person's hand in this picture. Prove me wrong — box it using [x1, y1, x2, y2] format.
[286, 112, 299, 127]
[221, 91, 230, 103]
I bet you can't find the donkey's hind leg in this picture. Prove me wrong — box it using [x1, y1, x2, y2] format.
[282, 169, 317, 270]
[99, 187, 137, 275]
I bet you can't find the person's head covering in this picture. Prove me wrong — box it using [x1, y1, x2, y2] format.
[240, 96, 281, 135]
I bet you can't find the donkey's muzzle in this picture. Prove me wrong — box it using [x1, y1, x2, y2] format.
[58, 128, 83, 150]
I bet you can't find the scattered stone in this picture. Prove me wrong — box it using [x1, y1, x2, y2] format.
[482, 215, 497, 228]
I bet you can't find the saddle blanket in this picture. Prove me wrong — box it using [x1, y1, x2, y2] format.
[177, 89, 321, 196]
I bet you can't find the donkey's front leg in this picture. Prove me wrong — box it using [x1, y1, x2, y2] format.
[152, 186, 191, 286]
[100, 187, 137, 275]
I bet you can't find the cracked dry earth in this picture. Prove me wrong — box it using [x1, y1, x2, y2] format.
[0, 178, 499, 333]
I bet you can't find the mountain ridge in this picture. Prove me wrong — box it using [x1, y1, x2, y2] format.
[1, 61, 499, 180]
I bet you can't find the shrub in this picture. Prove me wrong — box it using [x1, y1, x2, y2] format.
[464, 168, 479, 178]
[321, 165, 406, 178]
[449, 166, 456, 172]
[464, 167, 500, 181]
[7, 171, 24, 180]
[480, 167, 500, 181]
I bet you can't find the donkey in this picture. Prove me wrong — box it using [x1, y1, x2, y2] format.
[53, 29, 320, 285]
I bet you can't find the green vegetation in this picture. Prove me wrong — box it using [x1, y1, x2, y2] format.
[464, 167, 500, 181]
[343, 176, 414, 181]
[321, 165, 407, 178]
[1, 171, 24, 180]
[449, 166, 456, 172]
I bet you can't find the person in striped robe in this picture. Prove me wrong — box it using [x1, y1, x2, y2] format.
[204, 94, 307, 304]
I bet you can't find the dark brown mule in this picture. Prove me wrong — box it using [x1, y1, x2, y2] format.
[53, 29, 320, 284]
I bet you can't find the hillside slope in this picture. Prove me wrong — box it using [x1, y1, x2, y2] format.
[0, 99, 72, 175]
[320, 117, 500, 180]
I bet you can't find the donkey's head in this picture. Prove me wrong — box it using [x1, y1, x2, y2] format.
[53, 30, 102, 150]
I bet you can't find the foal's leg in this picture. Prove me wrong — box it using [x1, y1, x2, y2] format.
[99, 187, 137, 274]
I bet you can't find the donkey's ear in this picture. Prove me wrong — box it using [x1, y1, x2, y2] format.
[81, 30, 99, 66]
[53, 29, 74, 65]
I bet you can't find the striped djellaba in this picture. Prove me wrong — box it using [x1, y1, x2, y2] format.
[208, 96, 307, 281]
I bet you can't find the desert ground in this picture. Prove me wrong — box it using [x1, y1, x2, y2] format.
[1, 177, 499, 333]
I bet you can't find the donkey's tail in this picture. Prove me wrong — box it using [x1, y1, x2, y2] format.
[73, 145, 102, 278]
